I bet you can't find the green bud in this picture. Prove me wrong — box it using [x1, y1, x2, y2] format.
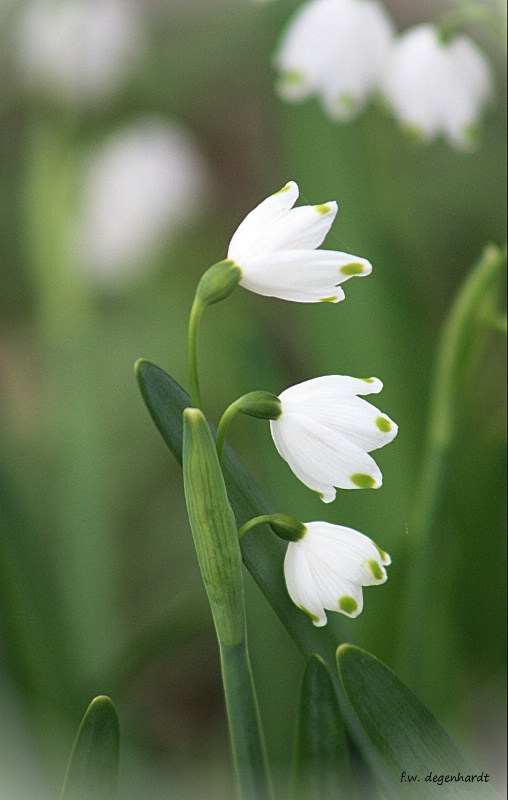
[196, 260, 242, 307]
[237, 391, 282, 421]
[267, 513, 307, 542]
[183, 408, 245, 647]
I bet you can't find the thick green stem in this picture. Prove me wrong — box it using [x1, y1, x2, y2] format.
[220, 641, 273, 800]
[188, 295, 204, 408]
[399, 244, 506, 686]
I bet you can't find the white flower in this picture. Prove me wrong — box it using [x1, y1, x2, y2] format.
[270, 375, 397, 501]
[380, 24, 494, 149]
[227, 181, 372, 303]
[284, 521, 391, 625]
[16, 0, 143, 105]
[275, 0, 395, 121]
[75, 119, 210, 285]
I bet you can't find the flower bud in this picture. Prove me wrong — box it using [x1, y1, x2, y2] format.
[196, 260, 242, 307]
[183, 408, 245, 647]
[266, 513, 307, 542]
[237, 391, 282, 421]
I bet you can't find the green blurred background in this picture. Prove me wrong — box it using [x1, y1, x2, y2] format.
[0, 0, 506, 798]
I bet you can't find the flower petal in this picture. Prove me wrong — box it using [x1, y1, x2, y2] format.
[249, 202, 338, 255]
[239, 249, 371, 303]
[271, 411, 383, 499]
[284, 539, 327, 626]
[279, 374, 384, 400]
[227, 181, 299, 264]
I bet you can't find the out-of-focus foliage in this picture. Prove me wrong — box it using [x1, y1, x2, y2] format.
[0, 1, 505, 798]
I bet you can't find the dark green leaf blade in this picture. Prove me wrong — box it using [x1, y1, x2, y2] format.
[60, 695, 119, 800]
[337, 645, 499, 799]
[293, 655, 357, 800]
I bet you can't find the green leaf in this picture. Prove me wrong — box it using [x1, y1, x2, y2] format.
[337, 645, 499, 799]
[293, 655, 356, 800]
[60, 696, 119, 800]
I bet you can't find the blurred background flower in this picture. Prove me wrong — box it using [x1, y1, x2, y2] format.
[0, 0, 506, 798]
[75, 118, 211, 287]
[16, 0, 144, 106]
[380, 23, 494, 148]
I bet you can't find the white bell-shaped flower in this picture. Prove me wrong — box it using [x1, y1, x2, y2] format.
[75, 119, 210, 285]
[16, 0, 143, 105]
[227, 181, 372, 303]
[284, 521, 391, 625]
[270, 375, 397, 501]
[275, 0, 395, 121]
[380, 24, 493, 149]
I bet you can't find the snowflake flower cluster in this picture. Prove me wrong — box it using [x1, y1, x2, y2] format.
[217, 181, 398, 626]
[273, 0, 494, 149]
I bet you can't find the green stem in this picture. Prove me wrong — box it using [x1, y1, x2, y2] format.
[399, 244, 506, 686]
[220, 641, 273, 800]
[216, 398, 246, 463]
[238, 516, 275, 540]
[188, 295, 204, 408]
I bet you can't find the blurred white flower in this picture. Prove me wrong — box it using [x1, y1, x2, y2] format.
[227, 181, 372, 303]
[284, 521, 391, 625]
[275, 0, 395, 121]
[75, 119, 210, 285]
[16, 0, 143, 104]
[270, 375, 398, 501]
[380, 24, 494, 149]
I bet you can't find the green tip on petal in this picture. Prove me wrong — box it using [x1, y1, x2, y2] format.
[299, 605, 320, 624]
[373, 542, 390, 564]
[339, 596, 358, 614]
[320, 295, 338, 303]
[351, 473, 376, 489]
[340, 263, 365, 276]
[281, 70, 305, 89]
[315, 203, 332, 215]
[360, 377, 376, 383]
[376, 416, 392, 433]
[368, 559, 384, 580]
[274, 182, 293, 195]
[402, 123, 427, 144]
[339, 93, 357, 111]
[464, 124, 479, 144]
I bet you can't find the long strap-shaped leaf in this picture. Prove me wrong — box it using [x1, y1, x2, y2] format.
[337, 645, 499, 799]
[293, 655, 357, 800]
[60, 696, 119, 800]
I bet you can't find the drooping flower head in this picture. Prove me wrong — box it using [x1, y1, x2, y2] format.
[380, 24, 493, 149]
[227, 181, 372, 303]
[270, 375, 397, 501]
[275, 0, 395, 121]
[284, 521, 391, 626]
